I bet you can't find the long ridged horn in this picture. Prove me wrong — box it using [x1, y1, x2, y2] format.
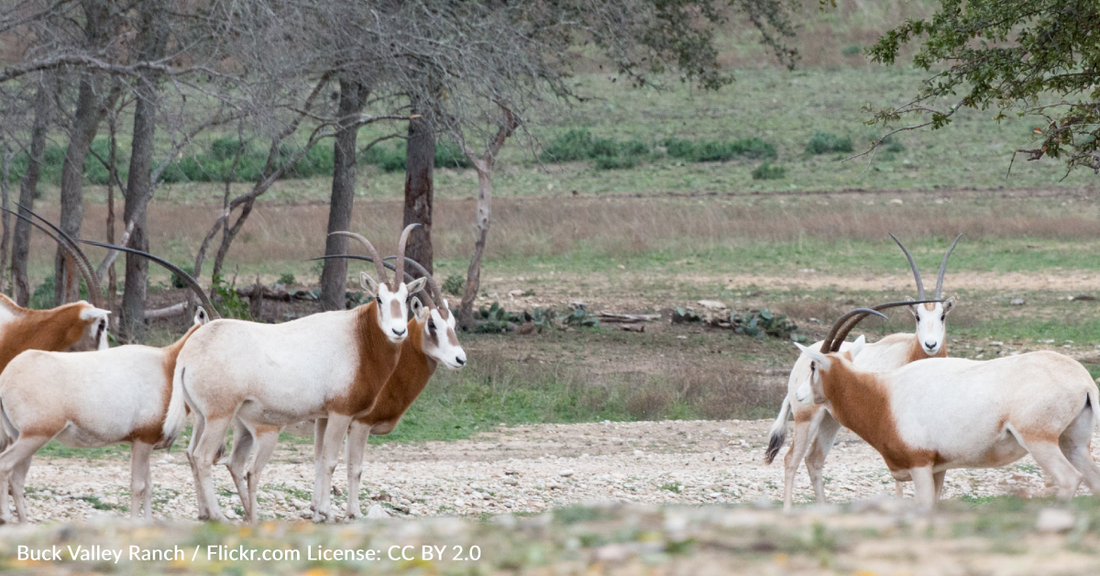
[78, 239, 221, 320]
[385, 256, 444, 316]
[329, 231, 387, 285]
[888, 233, 924, 299]
[824, 299, 943, 353]
[5, 206, 103, 309]
[934, 234, 962, 299]
[820, 308, 887, 353]
[394, 223, 420, 287]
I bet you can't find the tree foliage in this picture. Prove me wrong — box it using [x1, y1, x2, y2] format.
[864, 0, 1100, 174]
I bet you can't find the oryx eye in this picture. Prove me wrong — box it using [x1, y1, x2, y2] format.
[375, 296, 382, 305]
[940, 314, 945, 321]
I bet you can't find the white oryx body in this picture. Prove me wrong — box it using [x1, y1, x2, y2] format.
[767, 234, 960, 512]
[179, 227, 426, 522]
[0, 310, 206, 523]
[797, 338, 1100, 513]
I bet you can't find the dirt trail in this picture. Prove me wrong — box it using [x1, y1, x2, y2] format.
[17, 419, 1099, 523]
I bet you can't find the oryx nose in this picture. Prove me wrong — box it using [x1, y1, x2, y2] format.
[456, 356, 466, 366]
[925, 340, 937, 350]
[392, 327, 406, 336]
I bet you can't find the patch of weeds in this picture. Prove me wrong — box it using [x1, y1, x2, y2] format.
[79, 495, 126, 512]
[751, 162, 786, 180]
[805, 132, 854, 155]
[659, 481, 683, 494]
[841, 44, 862, 57]
[211, 273, 251, 319]
[277, 272, 296, 285]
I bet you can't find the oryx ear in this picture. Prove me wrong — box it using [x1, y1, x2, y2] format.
[406, 277, 428, 295]
[942, 296, 955, 314]
[849, 334, 866, 359]
[360, 271, 380, 296]
[410, 296, 426, 320]
[794, 342, 830, 372]
[905, 295, 918, 317]
[193, 307, 210, 326]
[795, 377, 813, 403]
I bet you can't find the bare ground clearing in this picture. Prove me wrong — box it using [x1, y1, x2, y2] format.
[15, 419, 1100, 524]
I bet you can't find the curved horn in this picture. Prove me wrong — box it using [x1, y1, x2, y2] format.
[329, 231, 387, 285]
[820, 308, 887, 353]
[78, 239, 221, 320]
[934, 234, 962, 299]
[825, 299, 943, 353]
[311, 254, 426, 305]
[5, 206, 103, 309]
[393, 223, 420, 287]
[384, 255, 445, 316]
[888, 233, 924, 299]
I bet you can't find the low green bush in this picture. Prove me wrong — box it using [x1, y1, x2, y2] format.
[751, 162, 786, 180]
[805, 132, 854, 155]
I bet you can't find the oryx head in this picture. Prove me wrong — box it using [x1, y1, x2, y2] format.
[72, 304, 111, 351]
[332, 225, 427, 344]
[890, 233, 961, 356]
[401, 258, 466, 370]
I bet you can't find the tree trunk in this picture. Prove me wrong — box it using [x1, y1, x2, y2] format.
[458, 161, 492, 329]
[119, 0, 168, 342]
[319, 78, 369, 311]
[12, 75, 51, 306]
[54, 0, 112, 305]
[402, 106, 435, 275]
[0, 149, 14, 294]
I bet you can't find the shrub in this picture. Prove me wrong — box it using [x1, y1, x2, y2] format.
[171, 265, 196, 289]
[595, 155, 639, 170]
[442, 274, 465, 296]
[751, 162, 786, 180]
[278, 272, 297, 286]
[805, 132, 854, 155]
[663, 137, 776, 162]
[842, 44, 862, 57]
[435, 141, 473, 169]
[539, 129, 597, 163]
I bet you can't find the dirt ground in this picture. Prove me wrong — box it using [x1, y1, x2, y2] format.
[13, 418, 1100, 524]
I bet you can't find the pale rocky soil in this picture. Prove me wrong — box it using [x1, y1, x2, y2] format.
[15, 419, 1100, 523]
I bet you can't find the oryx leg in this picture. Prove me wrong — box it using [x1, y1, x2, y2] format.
[226, 417, 255, 516]
[0, 435, 50, 524]
[311, 417, 328, 513]
[190, 416, 232, 522]
[1019, 435, 1082, 500]
[130, 442, 155, 521]
[243, 425, 281, 523]
[1059, 404, 1100, 493]
[910, 465, 937, 514]
[782, 405, 827, 512]
[10, 453, 34, 522]
[805, 411, 841, 504]
[344, 421, 372, 520]
[313, 413, 353, 522]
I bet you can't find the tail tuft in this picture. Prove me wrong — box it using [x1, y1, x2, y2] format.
[764, 396, 791, 464]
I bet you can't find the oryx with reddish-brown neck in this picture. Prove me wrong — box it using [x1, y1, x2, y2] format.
[176, 225, 427, 522]
[0, 243, 216, 523]
[765, 234, 961, 512]
[222, 256, 466, 522]
[0, 208, 111, 363]
[795, 306, 1100, 513]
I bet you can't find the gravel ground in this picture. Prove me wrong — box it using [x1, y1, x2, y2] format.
[13, 419, 1100, 523]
